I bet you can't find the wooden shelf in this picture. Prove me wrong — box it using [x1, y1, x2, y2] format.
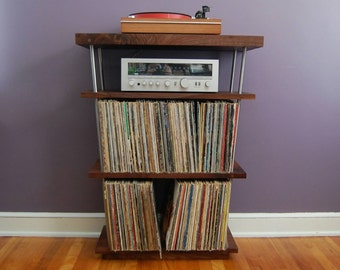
[88, 160, 246, 180]
[96, 226, 238, 260]
[81, 91, 255, 100]
[75, 33, 264, 51]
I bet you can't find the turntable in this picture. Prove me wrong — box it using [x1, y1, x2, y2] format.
[120, 10, 221, 34]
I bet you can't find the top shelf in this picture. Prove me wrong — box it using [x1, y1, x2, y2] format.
[75, 33, 264, 51]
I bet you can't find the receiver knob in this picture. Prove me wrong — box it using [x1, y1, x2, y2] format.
[128, 80, 135, 86]
[205, 81, 212, 87]
[180, 78, 189, 89]
[164, 80, 171, 87]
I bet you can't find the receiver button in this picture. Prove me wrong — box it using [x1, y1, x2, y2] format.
[180, 78, 189, 89]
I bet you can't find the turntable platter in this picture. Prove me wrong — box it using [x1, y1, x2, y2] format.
[129, 12, 192, 19]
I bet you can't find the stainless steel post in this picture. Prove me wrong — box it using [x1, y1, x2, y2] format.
[230, 49, 237, 92]
[238, 47, 247, 94]
[98, 48, 104, 90]
[89, 45, 98, 92]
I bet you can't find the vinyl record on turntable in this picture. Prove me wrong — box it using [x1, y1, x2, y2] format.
[121, 11, 221, 34]
[128, 12, 192, 19]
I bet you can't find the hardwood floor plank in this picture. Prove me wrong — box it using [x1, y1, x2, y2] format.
[59, 238, 86, 270]
[304, 237, 340, 270]
[0, 236, 339, 270]
[198, 260, 214, 270]
[279, 237, 329, 270]
[268, 238, 302, 270]
[0, 237, 17, 263]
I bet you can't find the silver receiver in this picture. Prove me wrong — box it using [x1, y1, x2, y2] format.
[121, 58, 219, 92]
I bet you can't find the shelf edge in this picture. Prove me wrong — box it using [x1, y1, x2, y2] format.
[80, 91, 256, 100]
[88, 160, 246, 179]
[96, 226, 238, 260]
[75, 33, 264, 51]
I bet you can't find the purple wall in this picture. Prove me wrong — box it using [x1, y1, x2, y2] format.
[1, 1, 339, 213]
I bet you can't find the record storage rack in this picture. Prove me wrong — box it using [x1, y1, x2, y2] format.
[76, 33, 264, 260]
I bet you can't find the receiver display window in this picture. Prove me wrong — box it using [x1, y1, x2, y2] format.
[128, 63, 213, 76]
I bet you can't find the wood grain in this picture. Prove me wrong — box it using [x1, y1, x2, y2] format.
[95, 226, 237, 260]
[75, 33, 264, 51]
[80, 91, 256, 101]
[87, 160, 247, 180]
[120, 18, 222, 35]
[1, 236, 339, 269]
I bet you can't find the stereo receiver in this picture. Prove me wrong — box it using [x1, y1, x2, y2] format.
[121, 58, 219, 92]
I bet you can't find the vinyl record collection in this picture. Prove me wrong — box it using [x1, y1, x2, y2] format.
[99, 99, 239, 254]
[166, 180, 232, 251]
[97, 99, 239, 173]
[103, 180, 161, 253]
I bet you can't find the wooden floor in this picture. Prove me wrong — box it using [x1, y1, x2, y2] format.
[0, 236, 339, 270]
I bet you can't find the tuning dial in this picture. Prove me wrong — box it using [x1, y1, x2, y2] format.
[180, 78, 189, 89]
[128, 80, 135, 86]
[205, 81, 212, 87]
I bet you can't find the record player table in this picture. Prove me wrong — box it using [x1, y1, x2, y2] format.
[76, 33, 264, 260]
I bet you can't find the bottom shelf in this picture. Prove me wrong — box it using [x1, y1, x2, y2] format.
[96, 226, 238, 260]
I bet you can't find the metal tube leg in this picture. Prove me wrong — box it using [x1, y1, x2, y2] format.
[89, 45, 103, 167]
[230, 50, 237, 92]
[238, 47, 247, 94]
[90, 45, 98, 92]
[98, 48, 104, 91]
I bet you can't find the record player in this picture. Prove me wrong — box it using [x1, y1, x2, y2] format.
[120, 7, 221, 34]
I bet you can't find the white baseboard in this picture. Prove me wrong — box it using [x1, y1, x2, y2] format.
[0, 212, 105, 238]
[0, 212, 339, 238]
[228, 212, 340, 237]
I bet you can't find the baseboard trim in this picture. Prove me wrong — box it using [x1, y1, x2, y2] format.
[0, 212, 339, 238]
[228, 212, 340, 237]
[0, 212, 105, 238]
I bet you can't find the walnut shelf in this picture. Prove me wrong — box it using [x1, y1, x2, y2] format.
[81, 91, 255, 101]
[96, 226, 238, 260]
[88, 160, 246, 180]
[75, 33, 264, 51]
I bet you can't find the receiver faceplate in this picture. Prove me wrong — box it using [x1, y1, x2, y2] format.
[121, 58, 219, 92]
